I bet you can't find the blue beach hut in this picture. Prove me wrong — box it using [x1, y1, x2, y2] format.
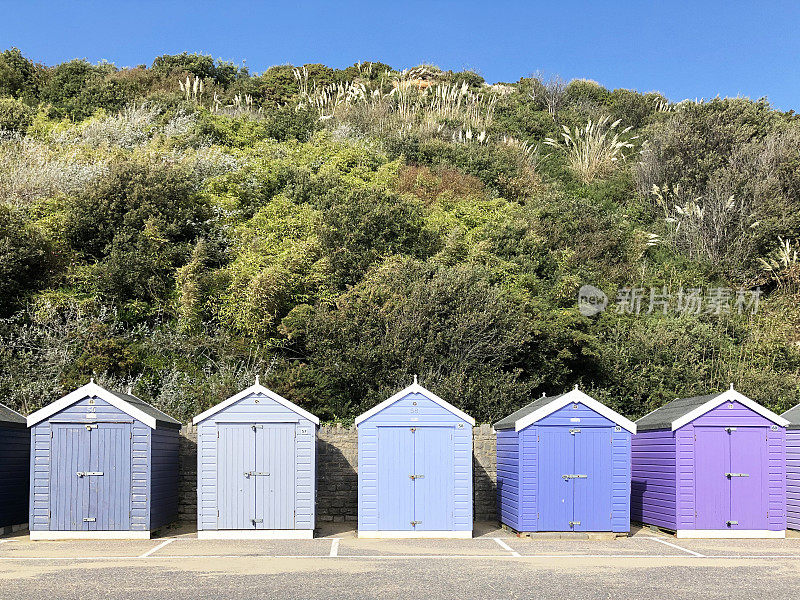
[356, 378, 475, 538]
[494, 386, 635, 533]
[0, 403, 29, 534]
[26, 380, 180, 539]
[193, 378, 319, 539]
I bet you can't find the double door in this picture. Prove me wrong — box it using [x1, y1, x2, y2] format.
[537, 427, 613, 531]
[217, 423, 296, 529]
[377, 426, 454, 531]
[694, 426, 768, 530]
[50, 422, 131, 531]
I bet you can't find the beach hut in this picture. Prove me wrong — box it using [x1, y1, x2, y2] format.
[192, 378, 319, 539]
[356, 378, 475, 538]
[0, 403, 30, 533]
[781, 404, 800, 530]
[27, 380, 181, 539]
[633, 386, 788, 538]
[494, 387, 635, 533]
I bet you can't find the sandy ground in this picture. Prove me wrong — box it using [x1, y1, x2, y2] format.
[0, 523, 798, 599]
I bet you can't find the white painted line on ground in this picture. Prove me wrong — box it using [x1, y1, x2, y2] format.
[647, 536, 705, 557]
[138, 538, 175, 558]
[5, 553, 800, 561]
[329, 539, 340, 557]
[0, 540, 9, 544]
[492, 537, 521, 557]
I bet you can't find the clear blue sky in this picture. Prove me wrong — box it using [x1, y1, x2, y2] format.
[1, 0, 798, 111]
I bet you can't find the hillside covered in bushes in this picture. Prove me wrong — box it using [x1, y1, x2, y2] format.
[0, 49, 798, 423]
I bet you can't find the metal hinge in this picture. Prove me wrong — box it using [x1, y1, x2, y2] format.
[569, 428, 581, 435]
[562, 474, 587, 480]
[409, 474, 425, 480]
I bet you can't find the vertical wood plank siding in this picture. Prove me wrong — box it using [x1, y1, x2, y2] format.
[0, 425, 30, 528]
[196, 391, 316, 531]
[357, 392, 473, 532]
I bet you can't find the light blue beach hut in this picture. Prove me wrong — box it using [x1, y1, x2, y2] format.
[356, 378, 475, 538]
[193, 378, 319, 539]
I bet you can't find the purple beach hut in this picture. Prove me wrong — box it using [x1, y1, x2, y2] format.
[632, 386, 788, 538]
[781, 404, 800, 530]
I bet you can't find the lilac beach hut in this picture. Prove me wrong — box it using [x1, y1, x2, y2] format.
[632, 386, 788, 538]
[780, 404, 800, 530]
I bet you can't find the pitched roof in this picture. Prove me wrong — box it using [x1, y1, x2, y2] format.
[636, 393, 723, 432]
[0, 402, 26, 425]
[355, 380, 475, 426]
[493, 393, 566, 430]
[27, 381, 181, 429]
[493, 388, 636, 433]
[636, 388, 789, 431]
[193, 381, 320, 426]
[781, 404, 800, 430]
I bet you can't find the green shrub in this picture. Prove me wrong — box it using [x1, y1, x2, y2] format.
[0, 97, 35, 132]
[0, 47, 37, 99]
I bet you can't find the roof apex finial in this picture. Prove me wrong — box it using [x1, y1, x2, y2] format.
[730, 382, 735, 391]
[90, 377, 95, 385]
[413, 374, 418, 386]
[126, 384, 132, 395]
[542, 392, 546, 398]
[574, 383, 579, 391]
[255, 374, 260, 386]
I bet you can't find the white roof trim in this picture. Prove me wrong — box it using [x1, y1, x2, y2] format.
[27, 382, 158, 429]
[193, 383, 320, 426]
[671, 389, 789, 430]
[514, 389, 637, 434]
[355, 383, 476, 426]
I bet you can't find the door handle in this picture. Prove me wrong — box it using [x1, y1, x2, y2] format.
[244, 472, 270, 477]
[725, 473, 749, 478]
[409, 474, 425, 480]
[76, 472, 104, 477]
[562, 474, 587, 480]
[726, 520, 739, 526]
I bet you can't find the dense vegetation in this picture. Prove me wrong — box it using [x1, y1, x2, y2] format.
[1, 49, 798, 423]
